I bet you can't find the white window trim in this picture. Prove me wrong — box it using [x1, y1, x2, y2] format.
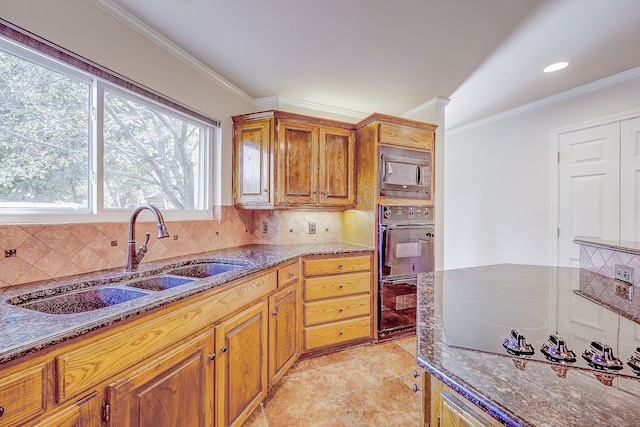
[0, 25, 220, 224]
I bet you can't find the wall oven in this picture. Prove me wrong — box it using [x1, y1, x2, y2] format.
[378, 204, 434, 338]
[379, 145, 431, 200]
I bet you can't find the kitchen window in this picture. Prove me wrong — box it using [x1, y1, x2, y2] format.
[0, 22, 219, 224]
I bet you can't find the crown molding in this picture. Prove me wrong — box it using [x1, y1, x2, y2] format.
[446, 66, 640, 136]
[403, 96, 450, 118]
[254, 96, 369, 120]
[91, 0, 254, 104]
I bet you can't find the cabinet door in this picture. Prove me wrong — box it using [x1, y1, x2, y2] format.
[106, 332, 214, 427]
[269, 284, 299, 389]
[32, 393, 100, 427]
[234, 119, 272, 207]
[215, 300, 268, 427]
[318, 127, 355, 207]
[278, 120, 318, 205]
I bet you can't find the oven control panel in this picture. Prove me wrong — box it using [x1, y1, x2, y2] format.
[380, 205, 434, 224]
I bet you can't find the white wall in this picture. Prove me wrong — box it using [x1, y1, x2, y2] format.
[443, 71, 640, 269]
[1, 0, 254, 206]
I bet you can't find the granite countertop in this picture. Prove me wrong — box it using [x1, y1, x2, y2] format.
[416, 264, 640, 426]
[0, 243, 372, 365]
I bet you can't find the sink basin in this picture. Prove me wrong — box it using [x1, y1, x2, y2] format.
[126, 275, 196, 291]
[167, 262, 243, 279]
[14, 287, 150, 314]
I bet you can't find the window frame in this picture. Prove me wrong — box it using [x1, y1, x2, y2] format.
[0, 20, 220, 224]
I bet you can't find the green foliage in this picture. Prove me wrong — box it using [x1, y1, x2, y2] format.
[0, 49, 204, 210]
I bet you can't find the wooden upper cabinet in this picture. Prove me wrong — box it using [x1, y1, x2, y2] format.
[319, 127, 355, 206]
[278, 120, 319, 205]
[233, 118, 273, 207]
[233, 111, 356, 209]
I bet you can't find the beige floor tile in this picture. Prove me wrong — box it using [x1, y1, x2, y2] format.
[343, 377, 421, 427]
[243, 336, 420, 427]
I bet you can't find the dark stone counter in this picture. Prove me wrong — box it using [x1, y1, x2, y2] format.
[416, 264, 640, 426]
[0, 243, 372, 364]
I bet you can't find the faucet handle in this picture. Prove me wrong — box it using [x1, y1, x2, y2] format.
[137, 232, 151, 256]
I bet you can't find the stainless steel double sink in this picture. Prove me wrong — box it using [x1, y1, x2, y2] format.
[7, 261, 246, 315]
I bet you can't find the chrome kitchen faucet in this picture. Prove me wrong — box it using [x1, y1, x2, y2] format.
[125, 204, 170, 272]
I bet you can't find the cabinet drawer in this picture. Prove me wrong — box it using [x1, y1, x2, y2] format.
[304, 294, 370, 326]
[304, 317, 371, 351]
[303, 255, 370, 276]
[278, 261, 299, 288]
[0, 362, 47, 426]
[304, 272, 370, 301]
[379, 122, 434, 150]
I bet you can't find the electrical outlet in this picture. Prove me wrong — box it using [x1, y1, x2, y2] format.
[262, 222, 268, 234]
[4, 249, 16, 258]
[308, 222, 316, 234]
[615, 281, 634, 301]
[615, 264, 633, 284]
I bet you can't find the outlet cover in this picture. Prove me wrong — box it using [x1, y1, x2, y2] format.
[308, 222, 316, 234]
[262, 222, 268, 234]
[615, 264, 633, 284]
[615, 281, 634, 301]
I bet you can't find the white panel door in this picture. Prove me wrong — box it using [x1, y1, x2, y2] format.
[620, 117, 640, 242]
[558, 123, 620, 266]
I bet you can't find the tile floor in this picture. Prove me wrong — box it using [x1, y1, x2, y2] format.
[243, 336, 422, 427]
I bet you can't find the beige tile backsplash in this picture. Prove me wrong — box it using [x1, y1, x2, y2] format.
[0, 206, 343, 288]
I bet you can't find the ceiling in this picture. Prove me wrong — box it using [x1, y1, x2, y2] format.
[99, 0, 640, 130]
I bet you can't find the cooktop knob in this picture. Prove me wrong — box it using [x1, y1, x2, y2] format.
[407, 208, 415, 218]
[540, 334, 576, 363]
[502, 329, 535, 356]
[383, 207, 392, 218]
[582, 341, 624, 371]
[627, 347, 640, 375]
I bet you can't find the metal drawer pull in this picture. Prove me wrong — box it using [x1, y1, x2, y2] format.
[208, 354, 215, 361]
[338, 264, 343, 269]
[338, 308, 344, 312]
[413, 370, 420, 378]
[272, 310, 278, 316]
[0, 407, 4, 418]
[412, 384, 421, 393]
[220, 346, 228, 353]
[338, 331, 343, 336]
[289, 272, 295, 278]
[338, 284, 344, 289]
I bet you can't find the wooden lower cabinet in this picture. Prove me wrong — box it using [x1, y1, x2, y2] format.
[302, 254, 373, 353]
[215, 300, 268, 427]
[106, 332, 214, 427]
[427, 373, 503, 427]
[33, 393, 100, 427]
[268, 283, 299, 389]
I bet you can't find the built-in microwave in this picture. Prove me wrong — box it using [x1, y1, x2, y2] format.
[379, 145, 431, 199]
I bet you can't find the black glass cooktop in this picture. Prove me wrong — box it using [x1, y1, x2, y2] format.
[441, 267, 640, 381]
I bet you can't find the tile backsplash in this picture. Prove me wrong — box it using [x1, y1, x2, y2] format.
[0, 206, 343, 288]
[579, 244, 640, 287]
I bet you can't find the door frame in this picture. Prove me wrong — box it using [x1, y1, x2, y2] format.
[550, 108, 640, 266]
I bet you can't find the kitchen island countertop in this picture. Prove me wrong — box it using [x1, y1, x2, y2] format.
[0, 243, 372, 364]
[417, 264, 640, 426]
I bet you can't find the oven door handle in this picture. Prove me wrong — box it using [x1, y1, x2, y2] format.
[381, 277, 418, 285]
[382, 223, 434, 230]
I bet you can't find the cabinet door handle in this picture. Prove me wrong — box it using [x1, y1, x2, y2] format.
[321, 190, 327, 195]
[263, 188, 268, 193]
[272, 310, 278, 316]
[338, 264, 343, 269]
[208, 353, 216, 361]
[289, 272, 295, 278]
[338, 308, 344, 313]
[338, 284, 344, 289]
[338, 331, 343, 336]
[412, 384, 421, 393]
[413, 370, 420, 378]
[220, 346, 228, 353]
[0, 406, 4, 418]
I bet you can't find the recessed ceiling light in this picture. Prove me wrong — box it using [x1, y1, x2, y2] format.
[543, 61, 570, 73]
